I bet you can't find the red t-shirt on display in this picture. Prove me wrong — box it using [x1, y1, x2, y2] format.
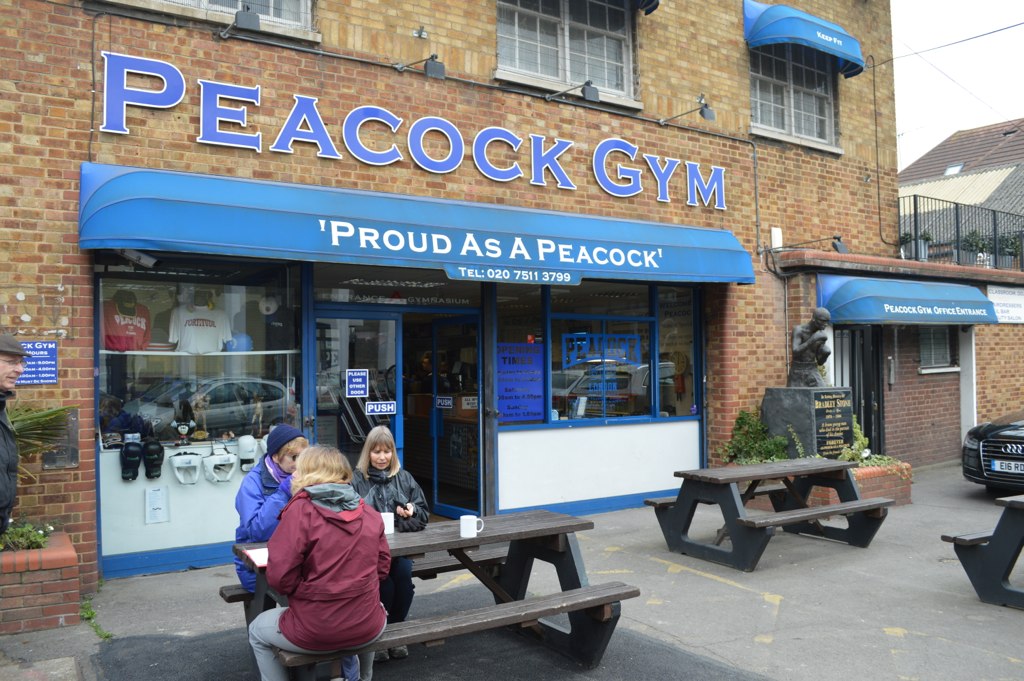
[103, 299, 152, 351]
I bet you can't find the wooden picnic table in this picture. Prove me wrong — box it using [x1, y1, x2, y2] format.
[645, 457, 893, 571]
[233, 509, 638, 677]
[942, 493, 1024, 609]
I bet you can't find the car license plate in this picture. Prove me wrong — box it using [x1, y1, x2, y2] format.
[992, 459, 1024, 474]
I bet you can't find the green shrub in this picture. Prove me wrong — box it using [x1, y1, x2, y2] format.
[1, 518, 55, 551]
[837, 416, 910, 479]
[719, 409, 789, 465]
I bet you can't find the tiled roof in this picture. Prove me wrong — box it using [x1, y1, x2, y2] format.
[980, 165, 1024, 216]
[898, 166, 1014, 204]
[899, 118, 1024, 184]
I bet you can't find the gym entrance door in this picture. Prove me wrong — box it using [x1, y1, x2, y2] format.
[314, 312, 481, 518]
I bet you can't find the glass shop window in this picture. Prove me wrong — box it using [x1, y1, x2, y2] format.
[658, 287, 697, 417]
[550, 281, 654, 421]
[97, 261, 302, 444]
[496, 285, 545, 426]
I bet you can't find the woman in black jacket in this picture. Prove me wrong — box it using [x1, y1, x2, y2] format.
[352, 425, 429, 663]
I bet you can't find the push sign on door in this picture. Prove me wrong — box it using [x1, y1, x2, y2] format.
[435, 395, 454, 410]
[365, 401, 397, 416]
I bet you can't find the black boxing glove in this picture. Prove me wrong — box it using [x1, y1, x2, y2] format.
[143, 439, 165, 479]
[120, 441, 143, 481]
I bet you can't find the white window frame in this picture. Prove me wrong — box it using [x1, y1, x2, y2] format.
[496, 0, 638, 105]
[99, 0, 317, 37]
[750, 44, 840, 152]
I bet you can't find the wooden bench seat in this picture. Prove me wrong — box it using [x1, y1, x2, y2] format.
[941, 530, 993, 546]
[735, 497, 893, 529]
[219, 583, 253, 605]
[410, 545, 508, 580]
[275, 581, 640, 679]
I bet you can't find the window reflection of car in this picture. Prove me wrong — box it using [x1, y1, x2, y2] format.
[555, 361, 675, 418]
[550, 370, 585, 415]
[123, 377, 289, 439]
[962, 408, 1024, 493]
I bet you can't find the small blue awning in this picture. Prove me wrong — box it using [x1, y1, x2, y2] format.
[79, 163, 755, 286]
[633, 0, 660, 15]
[743, 0, 865, 78]
[818, 274, 998, 325]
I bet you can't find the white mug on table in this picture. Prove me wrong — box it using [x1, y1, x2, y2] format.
[381, 512, 395, 535]
[460, 514, 484, 538]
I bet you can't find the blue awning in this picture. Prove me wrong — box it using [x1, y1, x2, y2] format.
[79, 163, 755, 285]
[633, 0, 660, 15]
[818, 275, 998, 325]
[743, 0, 865, 78]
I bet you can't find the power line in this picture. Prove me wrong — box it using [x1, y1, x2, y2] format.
[873, 20, 1024, 68]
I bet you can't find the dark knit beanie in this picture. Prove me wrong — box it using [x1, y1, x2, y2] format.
[266, 425, 303, 457]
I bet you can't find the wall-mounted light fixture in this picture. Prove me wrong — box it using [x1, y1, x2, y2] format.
[545, 80, 600, 103]
[394, 54, 446, 79]
[218, 9, 261, 40]
[658, 93, 716, 125]
[771, 235, 849, 254]
[117, 249, 159, 269]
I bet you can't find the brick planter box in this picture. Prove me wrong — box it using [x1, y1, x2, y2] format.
[746, 463, 913, 511]
[0, 531, 81, 634]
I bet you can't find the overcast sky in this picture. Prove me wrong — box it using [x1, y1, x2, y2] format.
[890, 2, 1024, 171]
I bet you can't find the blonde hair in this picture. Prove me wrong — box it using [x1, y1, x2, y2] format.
[356, 425, 399, 477]
[290, 445, 352, 494]
[272, 436, 309, 463]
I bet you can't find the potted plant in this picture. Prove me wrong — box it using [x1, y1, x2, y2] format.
[899, 229, 932, 261]
[3, 403, 73, 548]
[961, 230, 990, 267]
[832, 416, 912, 506]
[0, 403, 79, 634]
[995, 232, 1021, 269]
[8, 403, 73, 483]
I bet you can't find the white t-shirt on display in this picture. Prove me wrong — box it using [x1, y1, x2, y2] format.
[168, 305, 233, 354]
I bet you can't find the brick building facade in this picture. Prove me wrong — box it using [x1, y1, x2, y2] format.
[4, 0, 1023, 603]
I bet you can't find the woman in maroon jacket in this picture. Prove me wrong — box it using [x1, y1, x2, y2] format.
[248, 445, 390, 681]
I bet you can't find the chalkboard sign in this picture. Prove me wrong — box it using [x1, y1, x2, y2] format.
[813, 389, 854, 457]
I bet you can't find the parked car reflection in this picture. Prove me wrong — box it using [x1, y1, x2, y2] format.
[123, 377, 289, 439]
[552, 361, 675, 419]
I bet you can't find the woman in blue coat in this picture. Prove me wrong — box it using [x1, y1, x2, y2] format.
[233, 424, 307, 592]
[236, 424, 361, 681]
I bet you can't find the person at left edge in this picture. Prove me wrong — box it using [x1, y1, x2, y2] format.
[0, 334, 31, 534]
[248, 445, 389, 681]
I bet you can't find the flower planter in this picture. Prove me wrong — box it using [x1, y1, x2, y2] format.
[745, 463, 912, 511]
[912, 240, 929, 262]
[0, 531, 81, 633]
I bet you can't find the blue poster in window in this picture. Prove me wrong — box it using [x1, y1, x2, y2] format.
[345, 369, 369, 398]
[497, 343, 544, 422]
[15, 341, 58, 386]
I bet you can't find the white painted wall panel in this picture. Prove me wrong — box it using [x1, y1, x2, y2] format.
[496, 421, 700, 509]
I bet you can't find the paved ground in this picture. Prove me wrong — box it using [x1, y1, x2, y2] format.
[2, 461, 1023, 681]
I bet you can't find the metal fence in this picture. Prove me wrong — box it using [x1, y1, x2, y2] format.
[898, 195, 1024, 270]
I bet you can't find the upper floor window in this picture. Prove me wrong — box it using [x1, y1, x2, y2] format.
[207, 0, 308, 26]
[105, 0, 312, 31]
[750, 44, 836, 146]
[497, 0, 634, 98]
